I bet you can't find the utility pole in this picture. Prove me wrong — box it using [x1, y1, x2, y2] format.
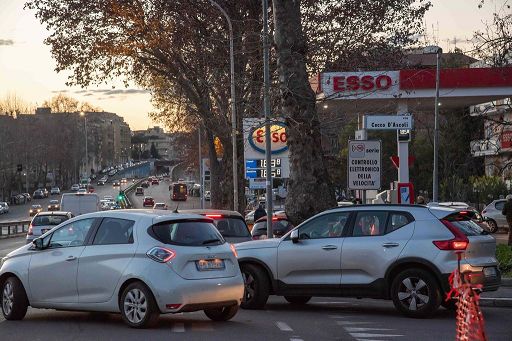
[433, 48, 442, 202]
[199, 127, 204, 209]
[263, 0, 273, 239]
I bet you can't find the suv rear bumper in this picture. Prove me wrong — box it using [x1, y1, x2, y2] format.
[442, 267, 501, 292]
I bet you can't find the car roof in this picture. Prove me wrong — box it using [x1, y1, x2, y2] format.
[179, 209, 243, 218]
[34, 211, 70, 216]
[74, 209, 207, 223]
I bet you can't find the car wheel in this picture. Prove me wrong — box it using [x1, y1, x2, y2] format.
[487, 220, 499, 233]
[120, 282, 159, 328]
[284, 296, 311, 305]
[1, 276, 28, 320]
[240, 264, 269, 310]
[204, 304, 239, 321]
[441, 298, 457, 311]
[391, 268, 441, 318]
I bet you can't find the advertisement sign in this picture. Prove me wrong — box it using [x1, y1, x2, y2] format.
[347, 140, 381, 190]
[501, 130, 512, 150]
[365, 115, 413, 130]
[320, 71, 399, 99]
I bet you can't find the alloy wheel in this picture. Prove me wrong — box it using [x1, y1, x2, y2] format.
[123, 288, 147, 324]
[2, 282, 14, 316]
[397, 277, 430, 311]
[242, 271, 256, 303]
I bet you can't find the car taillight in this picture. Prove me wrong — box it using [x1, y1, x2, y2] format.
[433, 219, 469, 251]
[230, 244, 238, 258]
[146, 246, 176, 263]
[206, 214, 223, 218]
[28, 224, 33, 236]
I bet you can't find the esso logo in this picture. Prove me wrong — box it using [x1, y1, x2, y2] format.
[352, 144, 365, 152]
[332, 75, 392, 92]
[249, 122, 288, 154]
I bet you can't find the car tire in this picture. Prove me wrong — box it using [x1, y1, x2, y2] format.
[390, 268, 441, 318]
[487, 220, 499, 233]
[240, 263, 269, 310]
[441, 298, 457, 311]
[284, 296, 311, 305]
[1, 276, 29, 320]
[119, 282, 159, 328]
[204, 304, 239, 321]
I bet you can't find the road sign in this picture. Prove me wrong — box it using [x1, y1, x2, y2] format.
[348, 140, 381, 190]
[249, 178, 266, 190]
[365, 115, 413, 130]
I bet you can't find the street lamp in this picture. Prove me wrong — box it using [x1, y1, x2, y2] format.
[79, 112, 88, 176]
[209, 0, 238, 211]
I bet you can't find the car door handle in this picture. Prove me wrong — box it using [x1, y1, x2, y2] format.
[322, 245, 338, 251]
[382, 242, 400, 248]
[66, 256, 77, 261]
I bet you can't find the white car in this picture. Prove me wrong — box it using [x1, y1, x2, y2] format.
[204, 191, 211, 201]
[71, 184, 80, 192]
[0, 202, 9, 214]
[50, 187, 61, 195]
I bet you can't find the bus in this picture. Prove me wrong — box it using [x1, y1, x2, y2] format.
[171, 183, 188, 201]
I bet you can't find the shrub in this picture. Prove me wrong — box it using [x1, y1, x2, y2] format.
[496, 244, 512, 277]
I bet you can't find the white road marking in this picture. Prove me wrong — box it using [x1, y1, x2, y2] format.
[170, 322, 185, 333]
[350, 333, 403, 338]
[344, 327, 394, 332]
[290, 338, 304, 341]
[336, 321, 373, 325]
[276, 321, 293, 331]
[328, 315, 355, 319]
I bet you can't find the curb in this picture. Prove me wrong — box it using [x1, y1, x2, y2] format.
[480, 298, 512, 308]
[501, 278, 512, 287]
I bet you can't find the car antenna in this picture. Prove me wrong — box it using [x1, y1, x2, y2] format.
[173, 204, 179, 213]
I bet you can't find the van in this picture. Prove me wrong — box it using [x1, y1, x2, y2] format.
[60, 193, 100, 216]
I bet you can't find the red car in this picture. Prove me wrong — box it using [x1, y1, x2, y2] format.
[151, 179, 159, 185]
[143, 196, 155, 207]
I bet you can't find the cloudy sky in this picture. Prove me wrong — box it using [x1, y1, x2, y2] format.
[0, 0, 507, 130]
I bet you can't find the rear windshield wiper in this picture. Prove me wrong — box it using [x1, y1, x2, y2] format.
[202, 238, 222, 245]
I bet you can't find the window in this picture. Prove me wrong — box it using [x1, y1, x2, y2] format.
[387, 213, 412, 233]
[211, 217, 250, 238]
[48, 218, 95, 248]
[32, 214, 69, 226]
[495, 201, 505, 211]
[298, 212, 350, 239]
[352, 211, 388, 237]
[149, 220, 224, 246]
[93, 218, 135, 245]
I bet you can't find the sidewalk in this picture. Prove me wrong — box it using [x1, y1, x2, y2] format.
[480, 279, 512, 308]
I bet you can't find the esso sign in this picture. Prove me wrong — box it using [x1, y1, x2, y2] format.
[249, 122, 288, 154]
[332, 75, 392, 92]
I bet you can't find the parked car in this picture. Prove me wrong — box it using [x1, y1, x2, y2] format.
[1, 211, 243, 328]
[204, 191, 211, 201]
[135, 187, 144, 196]
[71, 184, 80, 192]
[50, 187, 60, 195]
[39, 188, 49, 198]
[153, 203, 168, 210]
[47, 200, 60, 211]
[236, 205, 501, 318]
[29, 205, 42, 217]
[26, 211, 73, 244]
[21, 193, 31, 202]
[10, 194, 26, 205]
[179, 209, 252, 244]
[251, 214, 294, 240]
[143, 196, 155, 207]
[32, 190, 45, 200]
[482, 199, 508, 233]
[0, 202, 9, 214]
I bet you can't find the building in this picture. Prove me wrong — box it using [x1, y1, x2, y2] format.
[132, 126, 175, 160]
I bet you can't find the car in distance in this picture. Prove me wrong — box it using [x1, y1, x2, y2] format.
[135, 187, 144, 196]
[71, 184, 80, 192]
[97, 179, 106, 186]
[251, 214, 294, 240]
[143, 196, 155, 207]
[204, 191, 211, 201]
[112, 180, 121, 187]
[32, 189, 45, 199]
[141, 181, 150, 188]
[77, 188, 87, 194]
[47, 200, 60, 211]
[482, 199, 508, 233]
[29, 205, 42, 217]
[120, 178, 127, 184]
[151, 178, 159, 185]
[236, 205, 500, 318]
[0, 202, 9, 214]
[1, 211, 243, 328]
[26, 211, 73, 244]
[153, 203, 168, 210]
[50, 187, 60, 195]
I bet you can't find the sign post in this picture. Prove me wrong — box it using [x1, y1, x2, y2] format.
[347, 140, 382, 191]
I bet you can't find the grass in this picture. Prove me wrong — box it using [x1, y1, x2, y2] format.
[496, 244, 512, 278]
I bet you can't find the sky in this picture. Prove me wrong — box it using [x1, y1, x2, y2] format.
[0, 0, 508, 130]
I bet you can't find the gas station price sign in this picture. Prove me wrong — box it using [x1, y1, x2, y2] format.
[245, 159, 282, 178]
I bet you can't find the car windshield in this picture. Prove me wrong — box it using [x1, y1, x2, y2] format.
[210, 217, 251, 237]
[31, 205, 41, 209]
[49, 200, 59, 204]
[149, 220, 224, 246]
[32, 215, 69, 226]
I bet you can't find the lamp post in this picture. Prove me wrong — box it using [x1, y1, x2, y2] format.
[208, 0, 238, 211]
[79, 112, 88, 176]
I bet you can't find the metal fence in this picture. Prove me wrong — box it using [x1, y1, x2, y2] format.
[0, 220, 30, 237]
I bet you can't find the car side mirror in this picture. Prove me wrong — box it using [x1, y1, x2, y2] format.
[32, 238, 44, 250]
[290, 229, 299, 244]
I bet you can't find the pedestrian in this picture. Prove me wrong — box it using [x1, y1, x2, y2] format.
[254, 204, 267, 222]
[416, 196, 426, 205]
[501, 194, 512, 246]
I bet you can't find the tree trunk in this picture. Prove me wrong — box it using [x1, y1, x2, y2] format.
[273, 0, 336, 225]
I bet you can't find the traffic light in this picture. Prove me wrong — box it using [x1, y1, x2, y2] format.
[17, 164, 22, 172]
[117, 191, 125, 201]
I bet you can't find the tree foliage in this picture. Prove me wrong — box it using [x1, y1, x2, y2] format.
[42, 93, 102, 113]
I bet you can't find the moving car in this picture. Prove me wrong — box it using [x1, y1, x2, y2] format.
[32, 190, 45, 199]
[120, 178, 127, 184]
[1, 211, 243, 328]
[77, 188, 87, 194]
[21, 193, 31, 202]
[180, 209, 252, 243]
[71, 184, 80, 192]
[135, 187, 144, 196]
[153, 203, 168, 210]
[60, 193, 100, 216]
[143, 196, 155, 207]
[0, 202, 9, 214]
[236, 204, 501, 318]
[141, 181, 150, 188]
[97, 180, 106, 186]
[151, 178, 159, 185]
[26, 211, 73, 244]
[50, 187, 60, 195]
[251, 214, 294, 240]
[482, 199, 508, 233]
[29, 205, 42, 217]
[47, 200, 60, 211]
[112, 181, 120, 187]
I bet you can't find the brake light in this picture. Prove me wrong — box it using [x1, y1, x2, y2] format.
[272, 217, 279, 221]
[205, 214, 223, 218]
[28, 224, 33, 236]
[433, 220, 469, 251]
[230, 244, 238, 258]
[459, 211, 468, 215]
[146, 246, 176, 263]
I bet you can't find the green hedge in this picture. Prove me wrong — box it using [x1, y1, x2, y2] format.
[497, 244, 512, 278]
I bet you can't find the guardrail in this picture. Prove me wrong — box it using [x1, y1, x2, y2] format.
[121, 178, 145, 208]
[0, 220, 30, 238]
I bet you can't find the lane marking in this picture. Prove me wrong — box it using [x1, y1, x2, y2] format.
[290, 338, 304, 341]
[328, 315, 355, 319]
[276, 321, 293, 331]
[350, 333, 404, 338]
[336, 321, 373, 325]
[344, 327, 394, 332]
[170, 322, 185, 333]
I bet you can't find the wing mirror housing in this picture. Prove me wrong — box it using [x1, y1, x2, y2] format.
[33, 238, 44, 250]
[290, 229, 299, 244]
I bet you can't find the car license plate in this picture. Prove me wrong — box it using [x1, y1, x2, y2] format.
[484, 267, 497, 277]
[196, 259, 225, 271]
